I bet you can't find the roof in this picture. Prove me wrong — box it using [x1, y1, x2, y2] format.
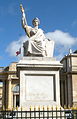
[74, 50, 77, 53]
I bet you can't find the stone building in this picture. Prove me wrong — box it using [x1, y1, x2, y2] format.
[0, 61, 60, 109]
[60, 51, 77, 107]
[0, 83, 3, 108]
[0, 51, 77, 109]
[0, 62, 19, 109]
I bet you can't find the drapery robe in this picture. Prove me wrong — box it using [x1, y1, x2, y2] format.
[23, 28, 47, 56]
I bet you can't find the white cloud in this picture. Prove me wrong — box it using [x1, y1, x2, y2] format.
[6, 36, 28, 57]
[6, 30, 77, 60]
[45, 30, 77, 60]
[45, 30, 76, 46]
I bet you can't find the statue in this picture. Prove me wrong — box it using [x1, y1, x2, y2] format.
[20, 4, 54, 57]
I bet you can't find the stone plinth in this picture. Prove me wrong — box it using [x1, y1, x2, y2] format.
[17, 57, 62, 107]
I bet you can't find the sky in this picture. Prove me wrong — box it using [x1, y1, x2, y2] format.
[0, 0, 77, 67]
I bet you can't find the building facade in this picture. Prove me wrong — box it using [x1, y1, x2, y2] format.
[0, 52, 77, 109]
[0, 83, 3, 108]
[60, 52, 77, 107]
[0, 62, 19, 109]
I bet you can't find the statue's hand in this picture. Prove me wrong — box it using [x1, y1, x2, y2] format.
[20, 4, 24, 13]
[21, 8, 24, 13]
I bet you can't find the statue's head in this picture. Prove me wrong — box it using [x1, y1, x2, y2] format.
[32, 17, 40, 26]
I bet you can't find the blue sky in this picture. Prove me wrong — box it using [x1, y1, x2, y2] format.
[0, 0, 77, 67]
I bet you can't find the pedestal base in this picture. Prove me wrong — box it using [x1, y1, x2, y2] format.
[17, 57, 62, 107]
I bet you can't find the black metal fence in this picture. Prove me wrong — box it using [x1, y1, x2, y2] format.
[0, 109, 77, 119]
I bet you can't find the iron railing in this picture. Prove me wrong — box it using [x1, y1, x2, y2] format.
[0, 109, 77, 119]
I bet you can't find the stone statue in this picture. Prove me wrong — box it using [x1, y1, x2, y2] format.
[20, 4, 54, 57]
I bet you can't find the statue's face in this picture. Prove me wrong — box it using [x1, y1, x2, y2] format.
[33, 20, 39, 27]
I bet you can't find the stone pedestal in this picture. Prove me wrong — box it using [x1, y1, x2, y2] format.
[17, 57, 62, 107]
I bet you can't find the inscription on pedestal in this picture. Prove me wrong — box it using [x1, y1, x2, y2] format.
[25, 75, 54, 100]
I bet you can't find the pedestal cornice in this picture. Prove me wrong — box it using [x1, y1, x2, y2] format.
[17, 57, 63, 69]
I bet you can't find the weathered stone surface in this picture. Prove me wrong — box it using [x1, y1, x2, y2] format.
[17, 57, 62, 107]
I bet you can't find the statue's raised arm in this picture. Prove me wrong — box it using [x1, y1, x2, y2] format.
[20, 4, 31, 37]
[20, 4, 27, 26]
